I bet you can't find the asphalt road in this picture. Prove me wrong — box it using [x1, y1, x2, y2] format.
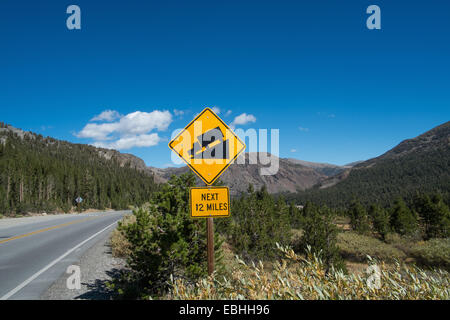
[0, 210, 128, 300]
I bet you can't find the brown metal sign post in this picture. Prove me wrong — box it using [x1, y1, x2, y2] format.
[189, 185, 230, 275]
[207, 217, 214, 275]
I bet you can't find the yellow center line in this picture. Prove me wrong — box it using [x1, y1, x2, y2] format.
[0, 216, 102, 245]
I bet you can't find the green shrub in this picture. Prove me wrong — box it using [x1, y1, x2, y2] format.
[220, 185, 291, 262]
[298, 203, 346, 272]
[60, 202, 72, 214]
[112, 173, 222, 298]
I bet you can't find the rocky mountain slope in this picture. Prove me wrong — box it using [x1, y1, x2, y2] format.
[288, 121, 450, 207]
[149, 153, 351, 195]
[286, 158, 349, 177]
[316, 121, 450, 189]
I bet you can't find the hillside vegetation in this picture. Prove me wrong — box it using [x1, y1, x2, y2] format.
[0, 123, 157, 216]
[286, 122, 450, 208]
[109, 173, 450, 300]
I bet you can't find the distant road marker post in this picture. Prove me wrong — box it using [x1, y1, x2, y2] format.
[75, 196, 83, 213]
[169, 107, 245, 275]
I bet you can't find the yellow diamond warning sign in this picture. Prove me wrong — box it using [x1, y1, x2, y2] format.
[169, 108, 246, 185]
[190, 186, 230, 218]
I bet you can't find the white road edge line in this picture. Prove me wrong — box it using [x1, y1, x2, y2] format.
[0, 219, 121, 300]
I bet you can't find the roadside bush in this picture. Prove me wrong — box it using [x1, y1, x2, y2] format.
[60, 202, 72, 214]
[110, 214, 136, 258]
[111, 173, 222, 298]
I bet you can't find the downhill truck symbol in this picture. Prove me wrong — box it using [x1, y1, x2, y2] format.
[188, 127, 230, 160]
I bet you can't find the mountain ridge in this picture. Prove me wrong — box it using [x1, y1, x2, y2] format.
[149, 153, 357, 195]
[287, 121, 450, 207]
[2, 120, 448, 207]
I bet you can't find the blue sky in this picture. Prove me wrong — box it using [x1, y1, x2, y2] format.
[1, 0, 449, 167]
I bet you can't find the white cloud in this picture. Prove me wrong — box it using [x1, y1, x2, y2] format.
[291, 149, 297, 153]
[92, 133, 161, 150]
[225, 110, 232, 117]
[211, 107, 221, 114]
[174, 109, 185, 117]
[90, 110, 121, 122]
[298, 126, 309, 132]
[76, 122, 118, 140]
[76, 110, 172, 150]
[231, 113, 256, 128]
[317, 112, 336, 119]
[118, 111, 172, 134]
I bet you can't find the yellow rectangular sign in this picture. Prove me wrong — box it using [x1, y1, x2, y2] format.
[190, 186, 230, 218]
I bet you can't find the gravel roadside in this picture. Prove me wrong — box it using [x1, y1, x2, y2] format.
[40, 229, 126, 300]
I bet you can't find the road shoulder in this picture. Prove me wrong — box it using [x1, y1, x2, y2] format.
[40, 230, 126, 300]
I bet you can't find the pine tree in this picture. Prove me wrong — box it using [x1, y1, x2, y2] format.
[390, 197, 418, 236]
[349, 200, 370, 234]
[289, 202, 303, 229]
[369, 204, 390, 241]
[414, 193, 450, 239]
[300, 205, 346, 273]
[0, 129, 157, 216]
[225, 184, 291, 261]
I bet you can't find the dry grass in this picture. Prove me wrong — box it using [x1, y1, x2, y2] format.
[335, 216, 352, 231]
[166, 244, 450, 300]
[337, 231, 407, 263]
[407, 239, 450, 269]
[110, 214, 136, 258]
